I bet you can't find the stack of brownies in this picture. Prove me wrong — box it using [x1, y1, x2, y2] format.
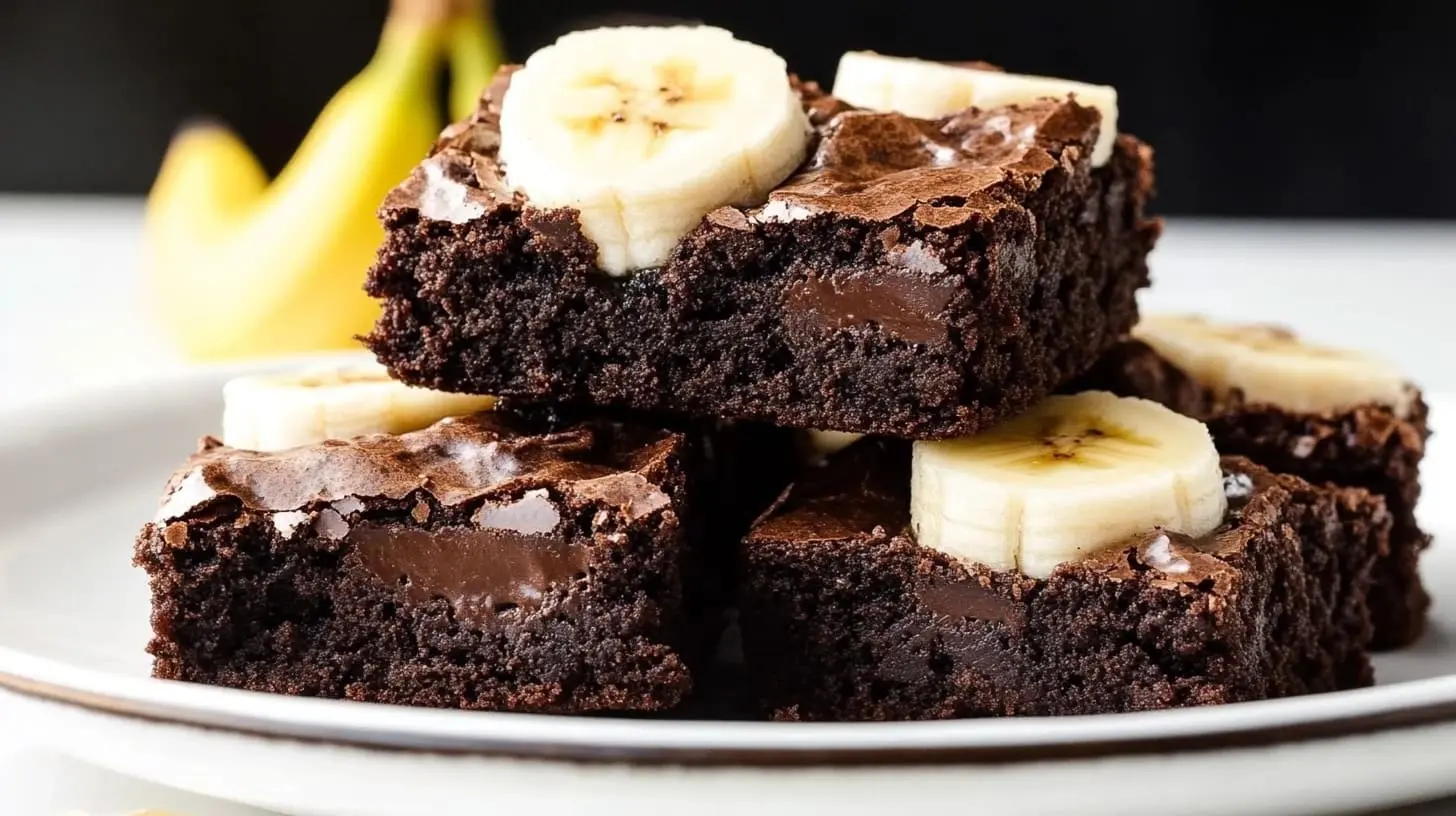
[136, 26, 1431, 720]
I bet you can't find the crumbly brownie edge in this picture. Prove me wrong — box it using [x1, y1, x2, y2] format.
[134, 492, 694, 715]
[1078, 340, 1430, 648]
[364, 136, 1158, 440]
[1212, 404, 1428, 649]
[738, 458, 1373, 721]
[739, 530, 1282, 721]
[1278, 474, 1388, 688]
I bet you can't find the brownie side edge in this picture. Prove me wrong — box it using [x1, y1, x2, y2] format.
[1079, 339, 1430, 649]
[134, 486, 694, 715]
[364, 135, 1157, 440]
[738, 457, 1360, 721]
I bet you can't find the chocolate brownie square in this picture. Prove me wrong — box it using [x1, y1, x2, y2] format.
[363, 70, 1159, 439]
[738, 440, 1389, 720]
[1079, 338, 1431, 648]
[135, 411, 714, 714]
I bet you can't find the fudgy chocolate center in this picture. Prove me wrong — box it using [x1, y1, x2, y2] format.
[351, 523, 588, 623]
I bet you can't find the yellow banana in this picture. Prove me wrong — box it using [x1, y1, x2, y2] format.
[144, 0, 501, 362]
[448, 0, 506, 120]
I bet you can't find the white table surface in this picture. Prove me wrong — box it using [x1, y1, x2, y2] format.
[1, 194, 1454, 815]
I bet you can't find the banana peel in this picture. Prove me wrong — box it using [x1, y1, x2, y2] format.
[145, 0, 503, 362]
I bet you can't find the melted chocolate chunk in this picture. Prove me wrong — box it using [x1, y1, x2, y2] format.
[918, 576, 1023, 625]
[351, 524, 588, 623]
[785, 267, 958, 345]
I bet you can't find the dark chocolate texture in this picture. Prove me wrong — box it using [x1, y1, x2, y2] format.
[365, 72, 1159, 439]
[1077, 339, 1431, 649]
[739, 440, 1389, 720]
[135, 411, 706, 714]
[350, 525, 587, 623]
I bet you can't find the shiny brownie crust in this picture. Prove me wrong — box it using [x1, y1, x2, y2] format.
[134, 413, 700, 714]
[364, 74, 1159, 440]
[1078, 340, 1431, 648]
[738, 441, 1388, 720]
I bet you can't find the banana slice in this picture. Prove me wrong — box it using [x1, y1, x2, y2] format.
[221, 361, 497, 451]
[831, 51, 1119, 167]
[1133, 314, 1414, 418]
[911, 391, 1226, 579]
[498, 26, 811, 276]
[801, 429, 865, 464]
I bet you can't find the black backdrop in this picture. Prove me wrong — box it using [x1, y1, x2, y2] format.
[2, 0, 1452, 218]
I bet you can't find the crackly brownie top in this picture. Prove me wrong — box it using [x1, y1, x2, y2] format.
[145, 412, 684, 623]
[152, 411, 680, 525]
[748, 438, 1279, 594]
[382, 67, 1101, 235]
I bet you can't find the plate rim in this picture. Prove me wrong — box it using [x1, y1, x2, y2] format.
[5, 657, 1456, 765]
[2, 360, 1453, 766]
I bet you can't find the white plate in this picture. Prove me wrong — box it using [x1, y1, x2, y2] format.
[1, 359, 1454, 816]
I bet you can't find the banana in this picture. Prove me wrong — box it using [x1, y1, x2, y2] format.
[497, 26, 811, 275]
[910, 391, 1226, 579]
[145, 0, 501, 362]
[800, 429, 865, 464]
[831, 51, 1119, 167]
[222, 361, 497, 452]
[1133, 314, 1414, 418]
[447, 0, 506, 121]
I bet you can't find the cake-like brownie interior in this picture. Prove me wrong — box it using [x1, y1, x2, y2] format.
[135, 412, 703, 714]
[739, 440, 1388, 720]
[364, 72, 1159, 439]
[1078, 340, 1430, 648]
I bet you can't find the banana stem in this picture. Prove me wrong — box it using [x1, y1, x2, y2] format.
[372, 0, 463, 78]
[390, 0, 484, 26]
[447, 8, 505, 120]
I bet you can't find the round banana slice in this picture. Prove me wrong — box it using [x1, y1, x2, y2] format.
[911, 391, 1226, 579]
[831, 51, 1119, 167]
[498, 26, 811, 276]
[1133, 314, 1413, 418]
[221, 361, 497, 451]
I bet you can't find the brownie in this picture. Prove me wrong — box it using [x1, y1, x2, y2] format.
[738, 440, 1389, 720]
[1078, 340, 1431, 648]
[135, 411, 713, 714]
[363, 70, 1160, 439]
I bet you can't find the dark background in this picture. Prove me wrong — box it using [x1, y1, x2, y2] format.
[2, 0, 1452, 218]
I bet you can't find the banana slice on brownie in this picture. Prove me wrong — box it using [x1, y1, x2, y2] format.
[1133, 313, 1414, 417]
[831, 51, 1119, 166]
[911, 391, 1226, 578]
[498, 25, 811, 275]
[222, 362, 496, 451]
